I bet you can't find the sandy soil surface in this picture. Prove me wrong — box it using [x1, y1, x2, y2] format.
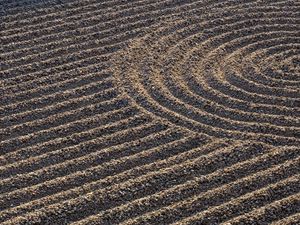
[0, 0, 299, 224]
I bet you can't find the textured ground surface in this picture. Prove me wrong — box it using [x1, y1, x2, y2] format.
[0, 0, 300, 224]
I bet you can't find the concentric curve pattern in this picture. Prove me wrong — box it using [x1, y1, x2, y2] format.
[1, 0, 300, 224]
[113, 2, 300, 146]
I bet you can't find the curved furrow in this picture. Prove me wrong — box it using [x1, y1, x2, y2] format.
[0, 126, 181, 179]
[0, 96, 127, 156]
[160, 34, 300, 125]
[114, 5, 300, 145]
[5, 3, 293, 77]
[1, 0, 299, 224]
[118, 50, 300, 145]
[194, 34, 300, 105]
[0, 0, 273, 56]
[168, 64, 300, 128]
[0, 105, 144, 155]
[0, 87, 118, 131]
[0, 70, 111, 105]
[225, 40, 300, 84]
[0, 141, 232, 222]
[1, 134, 192, 209]
[0, 116, 159, 194]
[159, 14, 300, 92]
[0, 123, 182, 210]
[0, 76, 114, 116]
[0, 55, 110, 87]
[0, 0, 203, 49]
[0, 62, 109, 93]
[0, 22, 154, 73]
[0, 132, 214, 222]
[0, 0, 79, 17]
[0, 142, 273, 224]
[0, 15, 164, 62]
[221, 192, 300, 225]
[69, 146, 300, 225]
[123, 162, 300, 225]
[176, 19, 300, 107]
[0, 105, 137, 148]
[258, 55, 300, 81]
[0, 44, 124, 80]
[0, 111, 160, 166]
[157, 18, 300, 105]
[133, 12, 300, 123]
[0, 117, 171, 167]
[0, 94, 125, 151]
[270, 213, 300, 225]
[227, 47, 300, 89]
[0, 0, 144, 21]
[1, 142, 295, 224]
[0, 55, 114, 98]
[0, 0, 177, 38]
[146, 66, 300, 136]
[221, 44, 300, 94]
[1, 0, 282, 68]
[169, 175, 300, 225]
[0, 0, 151, 31]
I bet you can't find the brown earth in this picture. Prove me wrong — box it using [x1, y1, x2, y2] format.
[0, 0, 299, 224]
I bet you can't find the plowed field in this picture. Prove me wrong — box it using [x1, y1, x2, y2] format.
[0, 0, 299, 224]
